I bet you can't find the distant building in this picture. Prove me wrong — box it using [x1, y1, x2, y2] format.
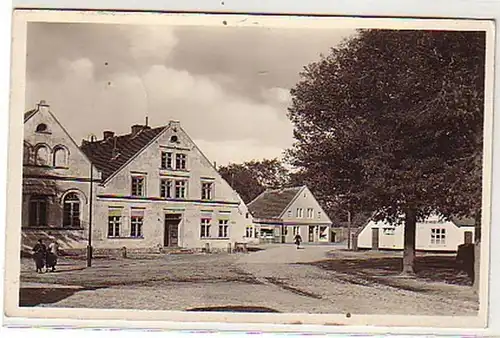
[355, 214, 475, 252]
[248, 186, 333, 244]
[22, 101, 252, 253]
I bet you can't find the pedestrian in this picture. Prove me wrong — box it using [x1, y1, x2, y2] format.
[294, 234, 302, 249]
[32, 239, 47, 273]
[46, 240, 59, 272]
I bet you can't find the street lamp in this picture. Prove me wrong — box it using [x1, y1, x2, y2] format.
[87, 134, 97, 267]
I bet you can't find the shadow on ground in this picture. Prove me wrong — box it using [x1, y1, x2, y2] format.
[186, 305, 279, 313]
[19, 287, 95, 307]
[308, 255, 472, 287]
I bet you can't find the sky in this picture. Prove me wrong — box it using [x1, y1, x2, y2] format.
[25, 23, 355, 166]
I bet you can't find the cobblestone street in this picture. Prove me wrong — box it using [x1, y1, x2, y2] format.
[19, 244, 479, 315]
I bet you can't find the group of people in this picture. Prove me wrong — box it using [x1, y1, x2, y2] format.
[32, 239, 59, 273]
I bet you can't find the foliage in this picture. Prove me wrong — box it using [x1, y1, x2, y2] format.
[218, 158, 290, 204]
[287, 29, 486, 272]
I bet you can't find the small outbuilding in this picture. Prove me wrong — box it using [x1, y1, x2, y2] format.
[356, 213, 475, 252]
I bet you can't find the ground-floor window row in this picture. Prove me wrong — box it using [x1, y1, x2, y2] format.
[200, 218, 230, 239]
[25, 192, 84, 228]
[107, 208, 145, 238]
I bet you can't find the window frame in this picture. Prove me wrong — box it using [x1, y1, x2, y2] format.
[201, 181, 213, 200]
[62, 193, 81, 228]
[131, 175, 146, 197]
[161, 151, 173, 170]
[108, 215, 121, 238]
[218, 219, 229, 238]
[200, 218, 211, 238]
[160, 178, 172, 198]
[29, 195, 49, 227]
[175, 153, 187, 171]
[174, 179, 187, 199]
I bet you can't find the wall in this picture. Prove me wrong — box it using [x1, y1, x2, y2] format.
[357, 214, 475, 252]
[92, 122, 250, 250]
[22, 104, 100, 252]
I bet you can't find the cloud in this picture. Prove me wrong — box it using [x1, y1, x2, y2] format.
[193, 139, 291, 167]
[120, 26, 178, 63]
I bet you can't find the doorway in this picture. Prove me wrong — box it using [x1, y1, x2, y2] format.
[164, 213, 181, 247]
[308, 226, 315, 242]
[464, 231, 473, 245]
[371, 228, 379, 250]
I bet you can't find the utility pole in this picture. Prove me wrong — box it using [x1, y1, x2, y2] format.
[347, 209, 352, 250]
[87, 134, 97, 267]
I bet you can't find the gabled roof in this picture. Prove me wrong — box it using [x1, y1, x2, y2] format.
[80, 126, 166, 182]
[24, 109, 37, 122]
[248, 186, 304, 220]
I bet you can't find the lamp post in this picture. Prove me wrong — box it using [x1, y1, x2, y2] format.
[87, 134, 97, 267]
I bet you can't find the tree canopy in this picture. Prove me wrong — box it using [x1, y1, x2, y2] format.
[287, 29, 486, 273]
[218, 158, 290, 204]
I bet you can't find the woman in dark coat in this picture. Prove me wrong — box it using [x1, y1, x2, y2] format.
[32, 239, 47, 273]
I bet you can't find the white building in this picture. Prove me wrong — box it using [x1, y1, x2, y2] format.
[248, 186, 333, 244]
[22, 101, 252, 253]
[356, 213, 475, 252]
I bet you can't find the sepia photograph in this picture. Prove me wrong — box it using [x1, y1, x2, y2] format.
[3, 10, 495, 331]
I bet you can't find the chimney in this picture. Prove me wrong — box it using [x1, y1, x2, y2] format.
[131, 124, 151, 137]
[37, 100, 50, 114]
[103, 131, 114, 140]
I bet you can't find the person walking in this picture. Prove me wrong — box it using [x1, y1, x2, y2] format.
[294, 234, 302, 249]
[46, 240, 59, 272]
[32, 239, 47, 273]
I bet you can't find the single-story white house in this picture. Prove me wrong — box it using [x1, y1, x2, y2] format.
[356, 213, 475, 252]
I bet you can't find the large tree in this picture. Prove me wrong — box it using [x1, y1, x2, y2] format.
[218, 158, 290, 204]
[287, 29, 485, 275]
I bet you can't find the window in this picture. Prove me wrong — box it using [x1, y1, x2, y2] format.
[175, 180, 187, 198]
[431, 228, 446, 245]
[108, 209, 121, 238]
[35, 145, 50, 166]
[201, 182, 213, 200]
[161, 152, 173, 169]
[35, 123, 48, 133]
[218, 219, 229, 238]
[160, 179, 172, 198]
[53, 147, 68, 167]
[200, 218, 211, 238]
[383, 227, 395, 236]
[131, 176, 145, 196]
[29, 196, 48, 226]
[287, 210, 292, 218]
[293, 226, 300, 235]
[245, 226, 253, 238]
[307, 208, 314, 219]
[63, 193, 80, 227]
[318, 211, 322, 219]
[130, 210, 144, 238]
[176, 153, 187, 170]
[296, 208, 303, 218]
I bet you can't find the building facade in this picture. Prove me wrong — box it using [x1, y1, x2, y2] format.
[248, 186, 333, 244]
[356, 214, 475, 252]
[22, 101, 100, 252]
[22, 101, 252, 253]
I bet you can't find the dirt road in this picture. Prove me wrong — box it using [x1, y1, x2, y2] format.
[19, 244, 478, 315]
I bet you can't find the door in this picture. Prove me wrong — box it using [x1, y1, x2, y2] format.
[371, 228, 379, 250]
[308, 226, 315, 242]
[281, 225, 286, 243]
[164, 214, 181, 247]
[464, 231, 473, 244]
[331, 231, 336, 243]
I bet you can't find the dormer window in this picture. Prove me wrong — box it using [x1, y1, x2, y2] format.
[36, 123, 48, 133]
[170, 135, 178, 143]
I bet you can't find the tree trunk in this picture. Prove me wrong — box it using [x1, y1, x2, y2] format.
[401, 208, 417, 275]
[473, 211, 481, 294]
